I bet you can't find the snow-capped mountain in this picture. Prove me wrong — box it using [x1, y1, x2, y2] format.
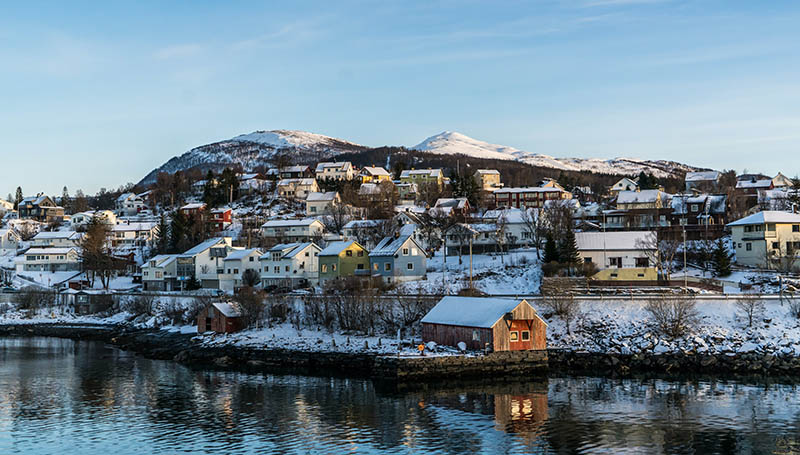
[139, 129, 366, 185]
[412, 131, 703, 179]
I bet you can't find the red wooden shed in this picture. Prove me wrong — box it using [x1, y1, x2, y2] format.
[197, 301, 245, 334]
[421, 297, 547, 352]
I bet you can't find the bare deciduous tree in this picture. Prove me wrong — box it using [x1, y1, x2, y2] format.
[735, 293, 764, 328]
[645, 293, 698, 338]
[235, 287, 266, 328]
[636, 231, 680, 281]
[540, 277, 580, 334]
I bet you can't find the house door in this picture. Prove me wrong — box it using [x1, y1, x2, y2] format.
[205, 317, 212, 332]
[508, 320, 533, 351]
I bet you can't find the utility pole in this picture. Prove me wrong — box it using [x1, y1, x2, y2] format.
[683, 227, 688, 290]
[469, 233, 473, 289]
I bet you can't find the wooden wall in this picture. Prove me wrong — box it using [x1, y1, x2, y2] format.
[422, 323, 492, 351]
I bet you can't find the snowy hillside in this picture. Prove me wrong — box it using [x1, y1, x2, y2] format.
[139, 129, 366, 185]
[413, 131, 704, 179]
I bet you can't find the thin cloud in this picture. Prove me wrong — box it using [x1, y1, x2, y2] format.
[154, 44, 204, 60]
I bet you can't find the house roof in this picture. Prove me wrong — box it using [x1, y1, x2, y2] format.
[493, 187, 564, 194]
[671, 194, 727, 215]
[21, 196, 52, 206]
[181, 237, 227, 256]
[616, 190, 665, 204]
[262, 218, 322, 228]
[358, 183, 381, 195]
[360, 166, 390, 176]
[685, 171, 720, 182]
[343, 220, 383, 229]
[223, 248, 262, 261]
[212, 301, 242, 318]
[369, 235, 419, 257]
[575, 231, 654, 251]
[735, 179, 773, 189]
[33, 231, 82, 240]
[315, 161, 352, 173]
[475, 169, 500, 175]
[180, 202, 206, 210]
[306, 191, 338, 202]
[421, 296, 534, 328]
[400, 169, 442, 178]
[281, 165, 309, 173]
[145, 254, 179, 268]
[116, 192, 136, 202]
[262, 242, 318, 259]
[26, 247, 77, 255]
[112, 222, 157, 232]
[278, 178, 316, 186]
[612, 177, 638, 189]
[319, 240, 361, 256]
[434, 198, 468, 209]
[727, 211, 800, 226]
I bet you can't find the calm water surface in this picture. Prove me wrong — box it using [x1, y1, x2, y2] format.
[1, 337, 800, 454]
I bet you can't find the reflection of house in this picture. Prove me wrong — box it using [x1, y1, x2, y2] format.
[261, 219, 325, 243]
[575, 231, 656, 281]
[259, 242, 321, 288]
[728, 211, 800, 271]
[197, 302, 244, 334]
[422, 297, 547, 352]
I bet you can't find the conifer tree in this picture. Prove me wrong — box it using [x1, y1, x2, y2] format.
[543, 232, 560, 264]
[558, 226, 582, 272]
[713, 238, 732, 277]
[14, 187, 23, 209]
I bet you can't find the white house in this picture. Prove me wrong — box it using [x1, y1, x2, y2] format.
[70, 210, 117, 229]
[0, 229, 21, 255]
[116, 192, 146, 216]
[218, 248, 263, 293]
[610, 178, 639, 195]
[141, 254, 180, 291]
[31, 231, 84, 248]
[16, 247, 81, 273]
[575, 231, 656, 280]
[728, 211, 800, 271]
[261, 219, 325, 243]
[277, 178, 319, 199]
[259, 242, 321, 288]
[305, 192, 340, 216]
[315, 162, 356, 181]
[179, 237, 234, 288]
[110, 222, 158, 248]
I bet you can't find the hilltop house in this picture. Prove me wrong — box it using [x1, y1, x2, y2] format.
[610, 178, 639, 195]
[359, 166, 392, 183]
[280, 165, 313, 179]
[18, 196, 64, 223]
[277, 178, 319, 199]
[238, 173, 269, 194]
[422, 297, 548, 352]
[728, 211, 800, 271]
[685, 171, 721, 192]
[305, 191, 340, 216]
[369, 233, 426, 284]
[315, 161, 356, 181]
[259, 242, 321, 288]
[115, 192, 146, 216]
[218, 248, 263, 293]
[318, 240, 369, 285]
[208, 208, 233, 232]
[110, 222, 158, 248]
[433, 198, 471, 218]
[261, 218, 325, 243]
[0, 229, 21, 255]
[772, 173, 794, 189]
[667, 194, 727, 240]
[70, 210, 117, 229]
[575, 231, 656, 281]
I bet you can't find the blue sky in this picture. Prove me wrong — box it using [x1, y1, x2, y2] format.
[3, 0, 800, 197]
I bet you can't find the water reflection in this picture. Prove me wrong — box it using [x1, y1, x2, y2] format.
[1, 337, 800, 454]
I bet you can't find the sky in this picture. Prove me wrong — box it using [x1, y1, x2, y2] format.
[2, 0, 800, 197]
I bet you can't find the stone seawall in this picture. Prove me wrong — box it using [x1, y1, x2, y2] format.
[375, 350, 549, 380]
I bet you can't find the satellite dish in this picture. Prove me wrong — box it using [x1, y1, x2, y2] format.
[457, 341, 467, 352]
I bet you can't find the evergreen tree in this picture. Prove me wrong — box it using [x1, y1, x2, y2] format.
[169, 210, 190, 253]
[61, 186, 71, 214]
[14, 187, 23, 209]
[558, 226, 582, 267]
[543, 232, 560, 264]
[218, 168, 240, 204]
[154, 213, 170, 254]
[712, 238, 732, 277]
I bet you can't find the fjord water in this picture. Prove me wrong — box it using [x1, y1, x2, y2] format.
[1, 338, 799, 454]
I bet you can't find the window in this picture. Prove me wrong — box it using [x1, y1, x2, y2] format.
[402, 248, 409, 256]
[691, 204, 699, 212]
[610, 273, 618, 278]
[357, 250, 364, 257]
[510, 331, 519, 342]
[635, 257, 649, 267]
[305, 252, 309, 257]
[794, 225, 800, 233]
[746, 243, 752, 251]
[609, 257, 622, 268]
[772, 242, 779, 250]
[332, 264, 337, 271]
[584, 257, 592, 264]
[322, 264, 328, 273]
[234, 269, 239, 274]
[310, 206, 316, 212]
[346, 250, 352, 257]
[411, 248, 418, 255]
[273, 266, 279, 273]
[407, 263, 414, 270]
[768, 224, 776, 232]
[472, 330, 480, 342]
[357, 263, 364, 270]
[249, 257, 254, 262]
[373, 263, 378, 271]
[738, 243, 742, 248]
[285, 266, 290, 272]
[521, 331, 530, 341]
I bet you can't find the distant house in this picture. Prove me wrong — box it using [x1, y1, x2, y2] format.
[16, 247, 80, 273]
[728, 211, 800, 271]
[280, 165, 313, 179]
[141, 254, 180, 291]
[615, 190, 668, 210]
[31, 231, 83, 248]
[369, 234, 426, 284]
[359, 166, 392, 183]
[110, 222, 158, 248]
[342, 219, 384, 248]
[70, 210, 117, 229]
[0, 229, 21, 254]
[219, 248, 263, 293]
[277, 178, 319, 199]
[772, 172, 794, 189]
[610, 178, 639, 196]
[668, 194, 727, 240]
[259, 242, 321, 288]
[305, 191, 340, 216]
[261, 218, 325, 243]
[422, 297, 547, 352]
[315, 161, 356, 181]
[493, 187, 571, 209]
[115, 192, 146, 216]
[575, 231, 656, 281]
[474, 169, 503, 192]
[318, 240, 369, 284]
[180, 202, 207, 219]
[18, 195, 64, 223]
[684, 171, 721, 192]
[208, 208, 233, 232]
[0, 198, 14, 216]
[197, 302, 244, 334]
[178, 237, 235, 288]
[238, 173, 269, 194]
[400, 169, 445, 188]
[433, 198, 471, 218]
[395, 182, 418, 202]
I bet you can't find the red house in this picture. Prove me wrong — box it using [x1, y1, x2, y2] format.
[180, 202, 207, 218]
[421, 297, 547, 352]
[197, 302, 244, 334]
[208, 208, 233, 232]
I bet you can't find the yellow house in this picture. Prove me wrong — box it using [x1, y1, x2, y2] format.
[400, 169, 445, 188]
[318, 240, 369, 284]
[359, 166, 392, 184]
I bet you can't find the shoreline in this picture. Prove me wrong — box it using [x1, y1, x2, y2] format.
[2, 322, 800, 381]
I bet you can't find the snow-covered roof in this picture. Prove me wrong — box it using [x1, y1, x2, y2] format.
[212, 301, 242, 318]
[685, 171, 720, 182]
[575, 231, 653, 251]
[616, 190, 665, 204]
[400, 169, 442, 178]
[306, 191, 338, 202]
[116, 192, 136, 202]
[180, 202, 206, 210]
[727, 211, 800, 226]
[21, 195, 53, 206]
[33, 231, 82, 240]
[262, 218, 322, 228]
[394, 204, 426, 214]
[278, 178, 316, 186]
[421, 296, 531, 328]
[735, 179, 772, 189]
[343, 220, 382, 229]
[182, 237, 227, 256]
[315, 161, 352, 173]
[434, 198, 468, 209]
[475, 169, 500, 175]
[319, 240, 360, 256]
[482, 208, 528, 224]
[369, 235, 418, 257]
[493, 186, 564, 194]
[145, 254, 179, 268]
[360, 166, 390, 176]
[281, 165, 309, 173]
[238, 173, 263, 181]
[112, 222, 157, 232]
[358, 183, 381, 195]
[25, 247, 77, 255]
[671, 194, 727, 215]
[223, 248, 262, 261]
